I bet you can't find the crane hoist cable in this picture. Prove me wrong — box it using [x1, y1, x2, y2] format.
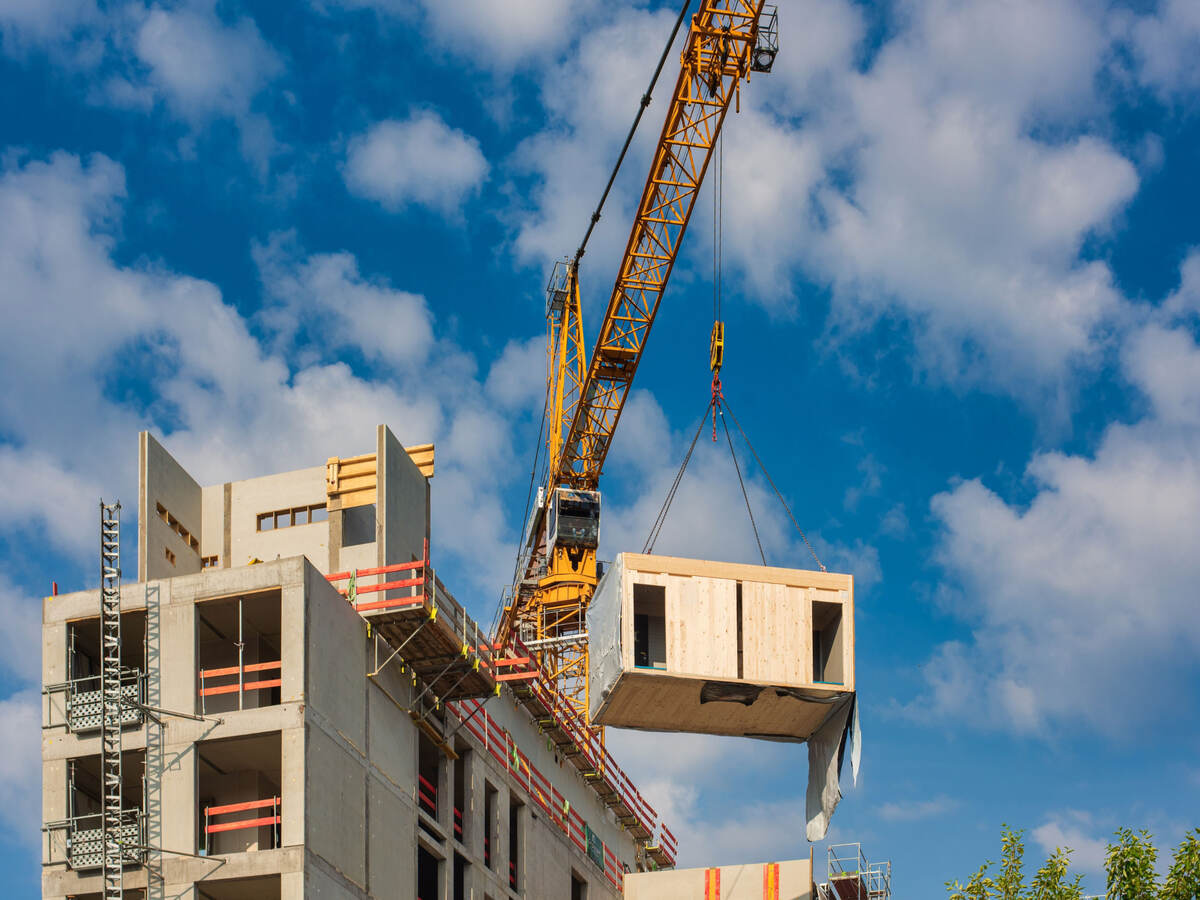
[642, 390, 826, 572]
[572, 0, 693, 267]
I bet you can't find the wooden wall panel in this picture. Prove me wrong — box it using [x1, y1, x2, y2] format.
[664, 575, 738, 677]
[741, 582, 810, 684]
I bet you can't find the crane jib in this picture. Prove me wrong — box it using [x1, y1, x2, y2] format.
[552, 0, 768, 491]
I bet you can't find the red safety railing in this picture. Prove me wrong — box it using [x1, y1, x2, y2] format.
[446, 634, 677, 883]
[417, 774, 437, 818]
[203, 796, 280, 855]
[453, 806, 463, 839]
[326, 539, 431, 613]
[658, 824, 679, 863]
[198, 660, 281, 708]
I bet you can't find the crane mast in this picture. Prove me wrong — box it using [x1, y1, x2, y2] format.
[500, 0, 776, 726]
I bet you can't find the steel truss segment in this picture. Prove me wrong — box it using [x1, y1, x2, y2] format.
[99, 501, 124, 900]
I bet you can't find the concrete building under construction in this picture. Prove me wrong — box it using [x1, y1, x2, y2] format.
[41, 427, 682, 899]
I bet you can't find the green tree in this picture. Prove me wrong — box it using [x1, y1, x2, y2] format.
[947, 861, 999, 900]
[1000, 826, 1028, 900]
[1107, 828, 1158, 900]
[1162, 829, 1200, 900]
[1030, 848, 1083, 900]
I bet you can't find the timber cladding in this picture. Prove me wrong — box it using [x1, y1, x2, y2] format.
[589, 553, 855, 742]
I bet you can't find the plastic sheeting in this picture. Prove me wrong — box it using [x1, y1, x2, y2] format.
[805, 693, 861, 841]
[587, 552, 625, 722]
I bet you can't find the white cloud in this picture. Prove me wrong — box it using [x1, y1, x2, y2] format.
[0, 0, 99, 45]
[344, 112, 489, 216]
[0, 572, 40, 683]
[0, 151, 532, 604]
[485, 335, 546, 413]
[502, 0, 1141, 405]
[878, 794, 958, 822]
[255, 231, 435, 370]
[322, 0, 598, 71]
[0, 2, 285, 170]
[0, 691, 39, 851]
[1129, 0, 1200, 99]
[133, 5, 282, 121]
[918, 269, 1200, 734]
[1032, 811, 1108, 876]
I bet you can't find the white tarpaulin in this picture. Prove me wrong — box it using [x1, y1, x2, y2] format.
[805, 694, 861, 841]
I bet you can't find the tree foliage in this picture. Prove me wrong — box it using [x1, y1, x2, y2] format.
[946, 826, 1200, 900]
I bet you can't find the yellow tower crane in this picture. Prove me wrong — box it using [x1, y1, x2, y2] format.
[497, 0, 779, 726]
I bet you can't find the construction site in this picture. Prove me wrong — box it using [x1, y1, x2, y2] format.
[38, 3, 893, 898]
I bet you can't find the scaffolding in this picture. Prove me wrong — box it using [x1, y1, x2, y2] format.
[100, 500, 124, 900]
[818, 842, 892, 900]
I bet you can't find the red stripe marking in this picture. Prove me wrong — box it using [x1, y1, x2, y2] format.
[205, 814, 280, 834]
[206, 797, 279, 816]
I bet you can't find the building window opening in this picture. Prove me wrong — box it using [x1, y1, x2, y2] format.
[453, 852, 468, 900]
[812, 600, 845, 684]
[572, 871, 589, 900]
[417, 731, 441, 821]
[64, 611, 146, 733]
[184, 875, 281, 899]
[452, 746, 469, 844]
[509, 796, 523, 891]
[256, 503, 327, 532]
[197, 731, 282, 856]
[196, 590, 282, 715]
[59, 750, 146, 871]
[632, 583, 666, 669]
[483, 783, 497, 870]
[417, 846, 440, 900]
[201, 555, 219, 569]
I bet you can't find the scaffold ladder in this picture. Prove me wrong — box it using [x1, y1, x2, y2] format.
[100, 501, 123, 900]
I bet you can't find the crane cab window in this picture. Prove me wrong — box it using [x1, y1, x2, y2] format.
[549, 488, 600, 550]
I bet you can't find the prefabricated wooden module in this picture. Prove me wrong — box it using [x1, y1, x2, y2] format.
[588, 553, 854, 741]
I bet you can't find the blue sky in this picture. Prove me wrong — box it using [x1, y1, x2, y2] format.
[2, 0, 1199, 896]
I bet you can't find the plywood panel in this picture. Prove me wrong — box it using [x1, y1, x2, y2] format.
[742, 582, 810, 684]
[623, 553, 852, 592]
[665, 575, 737, 678]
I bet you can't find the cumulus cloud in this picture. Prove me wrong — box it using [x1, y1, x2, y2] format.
[0, 1, 285, 170]
[0, 691, 39, 851]
[255, 231, 435, 370]
[1032, 811, 1108, 876]
[506, 0, 1142, 403]
[321, 0, 598, 70]
[0, 151, 533, 606]
[915, 257, 1200, 735]
[1129, 0, 1200, 100]
[344, 112, 489, 216]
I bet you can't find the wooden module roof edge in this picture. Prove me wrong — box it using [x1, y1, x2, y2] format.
[619, 553, 853, 592]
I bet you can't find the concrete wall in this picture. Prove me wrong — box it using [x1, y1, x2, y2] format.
[139, 432, 204, 582]
[228, 467, 329, 570]
[379, 424, 428, 569]
[625, 858, 814, 900]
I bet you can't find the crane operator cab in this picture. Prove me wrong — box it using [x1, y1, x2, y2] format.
[547, 488, 600, 554]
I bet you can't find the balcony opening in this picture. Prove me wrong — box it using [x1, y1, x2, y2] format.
[417, 731, 441, 822]
[812, 600, 845, 684]
[61, 749, 146, 870]
[417, 845, 440, 900]
[197, 732, 282, 856]
[452, 745, 469, 845]
[483, 783, 497, 870]
[453, 851, 467, 900]
[632, 583, 666, 669]
[196, 590, 282, 715]
[508, 796, 523, 891]
[64, 611, 146, 733]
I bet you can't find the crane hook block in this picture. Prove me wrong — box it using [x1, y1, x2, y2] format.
[709, 321, 725, 373]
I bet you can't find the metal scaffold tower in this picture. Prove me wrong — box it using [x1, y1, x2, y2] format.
[100, 500, 123, 900]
